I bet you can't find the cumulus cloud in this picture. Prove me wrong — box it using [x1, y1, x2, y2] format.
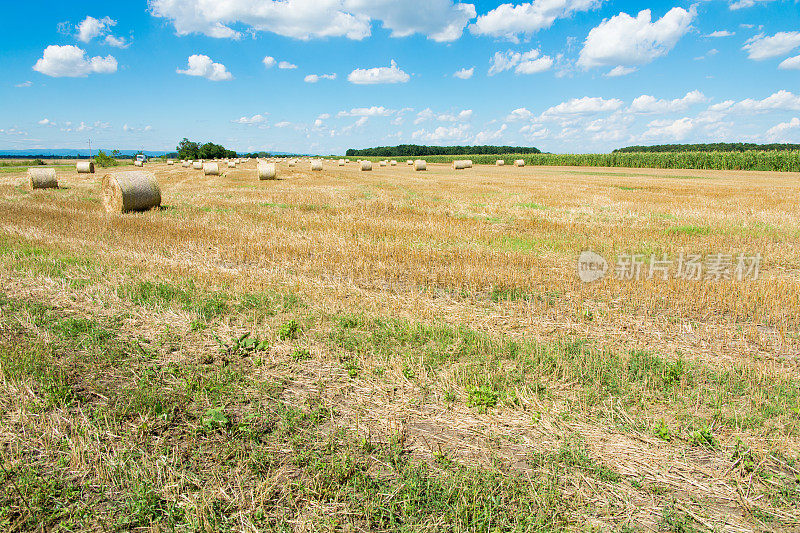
[278, 61, 297, 69]
[541, 96, 624, 118]
[33, 45, 118, 77]
[347, 60, 409, 84]
[411, 123, 472, 142]
[304, 73, 336, 82]
[148, 0, 476, 42]
[177, 54, 233, 81]
[263, 56, 276, 68]
[77, 16, 116, 42]
[732, 90, 800, 112]
[414, 108, 472, 124]
[471, 0, 602, 40]
[233, 114, 268, 125]
[628, 90, 707, 114]
[38, 118, 55, 126]
[604, 65, 636, 77]
[766, 117, 800, 139]
[729, 0, 780, 9]
[15, 81, 32, 88]
[743, 32, 800, 60]
[779, 54, 800, 70]
[506, 108, 535, 121]
[488, 49, 553, 75]
[577, 8, 695, 71]
[454, 67, 474, 79]
[706, 30, 734, 38]
[641, 117, 695, 141]
[338, 106, 394, 117]
[103, 35, 130, 48]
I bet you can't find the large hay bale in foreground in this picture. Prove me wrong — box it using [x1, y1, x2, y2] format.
[514, 159, 525, 167]
[76, 161, 95, 174]
[102, 171, 161, 213]
[27, 168, 58, 189]
[361, 161, 373, 171]
[258, 162, 276, 180]
[311, 160, 323, 171]
[414, 160, 427, 171]
[192, 161, 203, 170]
[496, 160, 505, 166]
[203, 162, 220, 176]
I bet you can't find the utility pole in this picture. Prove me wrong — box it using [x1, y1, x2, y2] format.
[88, 137, 92, 159]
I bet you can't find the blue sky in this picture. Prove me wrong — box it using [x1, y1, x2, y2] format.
[1, 0, 799, 154]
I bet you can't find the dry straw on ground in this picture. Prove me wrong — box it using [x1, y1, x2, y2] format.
[101, 171, 161, 213]
[26, 167, 58, 189]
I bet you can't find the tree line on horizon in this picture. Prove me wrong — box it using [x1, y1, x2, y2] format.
[614, 143, 800, 153]
[175, 138, 237, 160]
[345, 145, 542, 157]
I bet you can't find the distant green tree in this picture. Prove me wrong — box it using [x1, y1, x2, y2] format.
[345, 145, 541, 157]
[177, 138, 200, 159]
[94, 150, 120, 168]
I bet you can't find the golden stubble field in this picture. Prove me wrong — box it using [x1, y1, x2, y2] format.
[1, 158, 799, 530]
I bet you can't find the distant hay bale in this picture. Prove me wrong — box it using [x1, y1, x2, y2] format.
[407, 160, 414, 165]
[228, 161, 236, 168]
[390, 160, 397, 166]
[514, 159, 525, 167]
[101, 171, 161, 213]
[414, 160, 427, 171]
[167, 160, 174, 165]
[361, 160, 373, 171]
[379, 161, 387, 167]
[76, 161, 95, 174]
[134, 160, 143, 167]
[338, 159, 345, 166]
[452, 160, 466, 170]
[27, 168, 58, 189]
[496, 160, 505, 166]
[288, 160, 296, 167]
[258, 162, 276, 180]
[311, 160, 323, 171]
[203, 162, 220, 176]
[182, 161, 191, 168]
[192, 161, 203, 170]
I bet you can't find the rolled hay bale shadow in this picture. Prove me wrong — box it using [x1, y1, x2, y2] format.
[77, 161, 95, 174]
[203, 162, 220, 176]
[258, 162, 277, 180]
[27, 168, 58, 189]
[101, 171, 162, 213]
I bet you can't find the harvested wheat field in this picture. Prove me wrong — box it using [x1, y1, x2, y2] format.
[1, 158, 799, 532]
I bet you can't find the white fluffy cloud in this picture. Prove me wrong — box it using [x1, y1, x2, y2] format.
[233, 114, 267, 125]
[15, 81, 32, 88]
[279, 61, 297, 69]
[77, 16, 115, 42]
[347, 60, 409, 84]
[453, 67, 474, 79]
[604, 65, 636, 77]
[706, 30, 734, 37]
[411, 124, 472, 142]
[779, 54, 800, 70]
[263, 56, 276, 68]
[149, 0, 475, 42]
[766, 117, 800, 138]
[732, 90, 800, 112]
[641, 117, 695, 141]
[743, 32, 800, 60]
[577, 8, 695, 72]
[414, 108, 472, 124]
[628, 90, 706, 114]
[471, 0, 602, 40]
[104, 35, 130, 48]
[541, 96, 623, 118]
[177, 54, 233, 81]
[338, 106, 394, 117]
[33, 45, 118, 77]
[304, 73, 336, 82]
[488, 49, 553, 75]
[729, 0, 780, 9]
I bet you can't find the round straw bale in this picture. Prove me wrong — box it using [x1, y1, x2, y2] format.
[227, 161, 236, 168]
[134, 160, 143, 167]
[76, 161, 95, 174]
[27, 168, 58, 189]
[407, 160, 413, 165]
[311, 160, 323, 171]
[390, 160, 397, 166]
[101, 171, 161, 213]
[360, 160, 373, 171]
[288, 160, 296, 167]
[203, 162, 220, 176]
[258, 162, 276, 180]
[182, 161, 191, 168]
[496, 160, 505, 166]
[465, 160, 473, 168]
[452, 160, 466, 170]
[414, 160, 427, 171]
[338, 159, 345, 166]
[167, 160, 174, 165]
[514, 159, 525, 167]
[379, 161, 387, 167]
[192, 161, 203, 170]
